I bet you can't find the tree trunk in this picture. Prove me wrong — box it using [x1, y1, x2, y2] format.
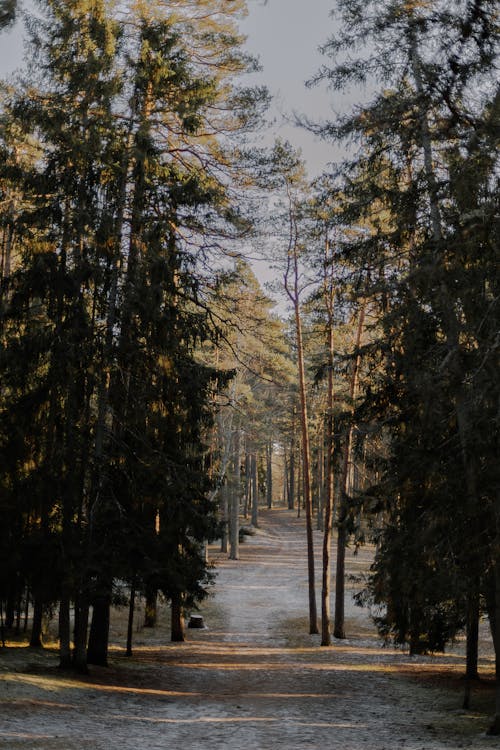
[251, 453, 259, 528]
[87, 591, 111, 666]
[72, 595, 89, 673]
[171, 595, 185, 642]
[289, 276, 318, 634]
[229, 430, 240, 560]
[126, 585, 136, 657]
[58, 594, 72, 668]
[335, 302, 365, 640]
[29, 598, 43, 648]
[317, 441, 324, 532]
[244, 452, 250, 519]
[488, 542, 500, 734]
[144, 586, 157, 628]
[288, 445, 295, 510]
[321, 249, 335, 646]
[220, 483, 229, 553]
[266, 439, 273, 509]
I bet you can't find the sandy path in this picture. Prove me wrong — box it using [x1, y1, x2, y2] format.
[0, 507, 496, 749]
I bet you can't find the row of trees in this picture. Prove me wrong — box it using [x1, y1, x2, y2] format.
[0, 0, 268, 670]
[303, 0, 499, 731]
[1, 0, 499, 733]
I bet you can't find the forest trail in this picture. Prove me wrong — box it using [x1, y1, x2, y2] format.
[0, 507, 496, 749]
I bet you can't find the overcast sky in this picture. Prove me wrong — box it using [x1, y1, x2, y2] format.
[240, 0, 342, 175]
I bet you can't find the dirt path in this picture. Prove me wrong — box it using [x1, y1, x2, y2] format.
[0, 508, 496, 749]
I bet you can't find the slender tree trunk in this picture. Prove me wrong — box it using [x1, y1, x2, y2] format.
[321, 246, 335, 646]
[126, 585, 136, 657]
[290, 285, 318, 634]
[317, 441, 325, 531]
[288, 444, 295, 510]
[251, 453, 259, 528]
[220, 483, 229, 553]
[335, 303, 365, 639]
[283, 454, 289, 509]
[244, 452, 250, 519]
[58, 594, 72, 668]
[171, 595, 185, 642]
[29, 598, 43, 648]
[229, 430, 240, 560]
[0, 601, 5, 648]
[266, 439, 273, 509]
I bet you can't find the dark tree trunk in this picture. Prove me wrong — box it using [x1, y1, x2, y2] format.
[126, 585, 136, 657]
[5, 588, 15, 630]
[144, 586, 157, 628]
[87, 593, 111, 666]
[72, 594, 89, 673]
[30, 598, 43, 648]
[58, 594, 72, 668]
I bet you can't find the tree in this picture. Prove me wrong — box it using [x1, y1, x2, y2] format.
[0, 0, 267, 668]
[312, 0, 499, 722]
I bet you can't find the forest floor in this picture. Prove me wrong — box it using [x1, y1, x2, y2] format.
[0, 507, 498, 749]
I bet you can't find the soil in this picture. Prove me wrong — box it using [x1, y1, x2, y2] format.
[0, 507, 497, 749]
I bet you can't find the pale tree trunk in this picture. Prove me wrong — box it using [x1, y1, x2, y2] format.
[288, 440, 295, 510]
[171, 594, 185, 642]
[285, 231, 318, 634]
[229, 430, 240, 560]
[283, 453, 289, 506]
[251, 453, 259, 528]
[244, 451, 250, 519]
[220, 483, 229, 553]
[317, 440, 324, 532]
[266, 439, 273, 509]
[335, 302, 366, 639]
[321, 235, 335, 646]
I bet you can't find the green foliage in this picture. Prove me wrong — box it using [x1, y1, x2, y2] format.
[0, 0, 265, 662]
[313, 0, 500, 652]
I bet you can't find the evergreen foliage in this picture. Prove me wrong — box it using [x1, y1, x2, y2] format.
[0, 0, 265, 667]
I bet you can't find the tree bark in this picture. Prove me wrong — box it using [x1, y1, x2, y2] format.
[72, 595, 89, 673]
[321, 238, 335, 646]
[251, 453, 259, 528]
[229, 430, 240, 560]
[171, 595, 185, 642]
[266, 439, 273, 509]
[144, 586, 157, 628]
[126, 585, 136, 657]
[58, 594, 72, 668]
[29, 598, 43, 648]
[335, 302, 365, 639]
[87, 590, 111, 667]
[288, 275, 318, 633]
